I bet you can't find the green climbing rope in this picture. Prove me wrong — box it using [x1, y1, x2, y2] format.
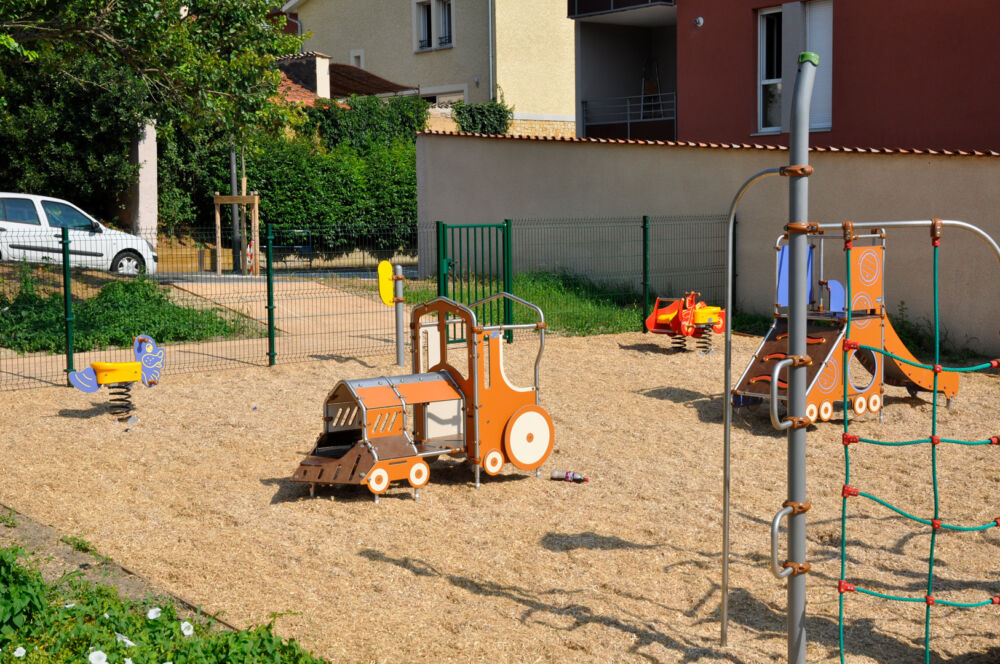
[837, 235, 998, 664]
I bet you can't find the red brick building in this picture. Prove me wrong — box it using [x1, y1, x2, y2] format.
[569, 0, 1000, 151]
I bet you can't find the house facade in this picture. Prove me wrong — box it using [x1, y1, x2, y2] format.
[571, 0, 1000, 150]
[280, 0, 577, 137]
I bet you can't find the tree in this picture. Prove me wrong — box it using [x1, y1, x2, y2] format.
[1, 0, 300, 135]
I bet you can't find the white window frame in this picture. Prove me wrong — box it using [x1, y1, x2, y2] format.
[757, 6, 783, 133]
[437, 0, 453, 48]
[414, 0, 432, 52]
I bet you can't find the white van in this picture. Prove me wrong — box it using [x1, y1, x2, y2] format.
[0, 193, 158, 275]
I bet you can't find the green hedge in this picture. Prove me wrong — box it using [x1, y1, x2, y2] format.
[303, 95, 428, 150]
[452, 98, 514, 135]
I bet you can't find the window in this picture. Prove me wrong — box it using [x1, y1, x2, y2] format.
[806, 0, 833, 130]
[350, 48, 365, 69]
[438, 0, 452, 46]
[41, 201, 92, 229]
[416, 1, 431, 50]
[0, 198, 40, 224]
[758, 7, 782, 132]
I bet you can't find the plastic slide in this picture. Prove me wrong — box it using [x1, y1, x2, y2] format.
[879, 316, 959, 398]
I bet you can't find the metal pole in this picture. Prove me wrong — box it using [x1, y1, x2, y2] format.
[785, 52, 818, 664]
[61, 227, 74, 384]
[642, 215, 650, 332]
[720, 166, 781, 646]
[503, 218, 513, 343]
[266, 224, 276, 366]
[230, 145, 240, 272]
[394, 264, 406, 366]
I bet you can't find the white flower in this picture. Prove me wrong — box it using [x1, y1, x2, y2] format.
[63, 602, 75, 608]
[115, 633, 135, 647]
[180, 621, 194, 637]
[103, 612, 109, 619]
[125, 659, 134, 664]
[13, 646, 26, 658]
[147, 607, 162, 619]
[89, 651, 108, 664]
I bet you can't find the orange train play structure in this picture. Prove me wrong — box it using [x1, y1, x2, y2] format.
[644, 291, 726, 352]
[291, 293, 554, 502]
[732, 231, 958, 422]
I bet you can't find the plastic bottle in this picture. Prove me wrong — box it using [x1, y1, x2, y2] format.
[550, 470, 588, 483]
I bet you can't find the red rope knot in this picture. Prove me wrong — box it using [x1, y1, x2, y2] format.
[933, 364, 943, 374]
[930, 435, 941, 446]
[994, 519, 1000, 528]
[843, 433, 859, 446]
[931, 519, 942, 530]
[842, 484, 859, 498]
[990, 436, 999, 446]
[932, 238, 941, 247]
[838, 580, 856, 594]
[992, 596, 1000, 605]
[926, 595, 936, 605]
[991, 360, 999, 369]
[843, 339, 860, 352]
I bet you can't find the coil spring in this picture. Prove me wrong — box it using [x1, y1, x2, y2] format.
[696, 333, 714, 355]
[107, 382, 134, 418]
[670, 335, 687, 351]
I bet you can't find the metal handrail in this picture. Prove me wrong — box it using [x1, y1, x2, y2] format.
[582, 92, 676, 125]
[569, 0, 675, 18]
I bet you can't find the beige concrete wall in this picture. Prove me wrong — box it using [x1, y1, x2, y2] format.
[297, 0, 491, 103]
[494, 0, 575, 119]
[417, 133, 1000, 354]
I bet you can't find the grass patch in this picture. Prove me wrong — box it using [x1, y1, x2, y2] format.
[0, 510, 16, 529]
[0, 264, 261, 354]
[59, 536, 96, 555]
[352, 270, 772, 338]
[0, 546, 325, 663]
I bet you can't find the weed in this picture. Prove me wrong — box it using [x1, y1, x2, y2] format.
[0, 545, 326, 662]
[59, 536, 95, 555]
[0, 510, 16, 528]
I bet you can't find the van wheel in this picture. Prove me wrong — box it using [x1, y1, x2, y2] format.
[111, 250, 144, 276]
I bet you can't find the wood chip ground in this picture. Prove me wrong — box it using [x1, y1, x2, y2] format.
[2, 332, 999, 663]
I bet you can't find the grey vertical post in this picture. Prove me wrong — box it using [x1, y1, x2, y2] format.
[642, 215, 650, 332]
[785, 52, 818, 664]
[394, 264, 406, 366]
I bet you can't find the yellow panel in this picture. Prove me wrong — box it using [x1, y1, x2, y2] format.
[91, 362, 141, 384]
[377, 260, 394, 307]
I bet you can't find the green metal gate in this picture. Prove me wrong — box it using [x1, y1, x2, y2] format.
[436, 220, 512, 341]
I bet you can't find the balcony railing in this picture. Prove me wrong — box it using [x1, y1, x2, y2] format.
[568, 0, 674, 19]
[582, 92, 676, 140]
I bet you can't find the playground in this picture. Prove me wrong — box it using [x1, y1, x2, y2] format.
[2, 324, 999, 663]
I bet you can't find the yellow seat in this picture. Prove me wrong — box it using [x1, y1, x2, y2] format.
[656, 311, 678, 324]
[693, 306, 722, 325]
[91, 362, 142, 385]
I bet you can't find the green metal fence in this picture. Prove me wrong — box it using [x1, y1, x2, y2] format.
[435, 220, 511, 341]
[0, 224, 414, 390]
[509, 214, 728, 334]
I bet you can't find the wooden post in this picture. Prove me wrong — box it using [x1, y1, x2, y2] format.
[251, 192, 260, 277]
[213, 191, 222, 276]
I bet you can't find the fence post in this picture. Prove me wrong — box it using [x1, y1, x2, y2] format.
[642, 215, 650, 333]
[61, 227, 74, 384]
[266, 223, 276, 366]
[436, 220, 447, 298]
[394, 264, 406, 366]
[503, 218, 513, 343]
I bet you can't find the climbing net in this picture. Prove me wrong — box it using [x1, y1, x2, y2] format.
[837, 224, 1000, 663]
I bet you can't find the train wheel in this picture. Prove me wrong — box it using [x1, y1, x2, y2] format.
[867, 393, 882, 413]
[482, 449, 504, 476]
[806, 403, 818, 424]
[408, 460, 430, 488]
[852, 396, 868, 416]
[503, 405, 555, 471]
[366, 467, 390, 494]
[819, 401, 834, 422]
